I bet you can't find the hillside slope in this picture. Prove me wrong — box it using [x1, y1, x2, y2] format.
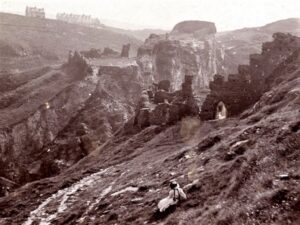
[0, 34, 299, 225]
[105, 26, 168, 41]
[0, 55, 144, 193]
[0, 13, 142, 70]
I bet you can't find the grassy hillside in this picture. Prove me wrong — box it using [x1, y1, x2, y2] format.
[0, 13, 142, 70]
[106, 26, 168, 40]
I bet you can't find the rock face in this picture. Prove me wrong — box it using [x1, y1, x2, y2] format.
[0, 57, 96, 191]
[136, 21, 224, 95]
[0, 53, 143, 195]
[200, 33, 300, 120]
[131, 75, 199, 130]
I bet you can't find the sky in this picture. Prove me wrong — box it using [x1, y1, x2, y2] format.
[0, 0, 299, 31]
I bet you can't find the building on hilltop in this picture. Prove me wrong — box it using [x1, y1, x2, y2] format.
[25, 6, 45, 18]
[56, 13, 101, 27]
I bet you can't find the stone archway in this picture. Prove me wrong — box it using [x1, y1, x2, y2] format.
[215, 101, 227, 120]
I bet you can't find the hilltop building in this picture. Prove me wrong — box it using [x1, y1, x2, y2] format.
[25, 6, 45, 18]
[56, 13, 101, 27]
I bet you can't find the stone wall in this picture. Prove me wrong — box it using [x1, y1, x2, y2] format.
[200, 33, 300, 120]
[131, 75, 199, 130]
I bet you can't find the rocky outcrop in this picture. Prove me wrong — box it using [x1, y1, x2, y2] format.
[200, 33, 300, 120]
[0, 68, 98, 191]
[131, 75, 199, 130]
[0, 53, 143, 195]
[101, 47, 120, 57]
[136, 21, 225, 95]
[66, 51, 93, 77]
[171, 20, 217, 36]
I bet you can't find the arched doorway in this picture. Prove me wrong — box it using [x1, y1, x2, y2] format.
[215, 101, 227, 120]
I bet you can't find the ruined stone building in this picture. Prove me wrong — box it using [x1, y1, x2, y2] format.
[130, 75, 199, 130]
[200, 33, 300, 120]
[56, 13, 101, 27]
[25, 6, 45, 18]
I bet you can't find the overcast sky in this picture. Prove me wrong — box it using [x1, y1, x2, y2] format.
[0, 0, 299, 30]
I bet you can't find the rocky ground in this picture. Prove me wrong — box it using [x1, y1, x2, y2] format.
[0, 47, 299, 224]
[0, 54, 143, 191]
[0, 18, 299, 225]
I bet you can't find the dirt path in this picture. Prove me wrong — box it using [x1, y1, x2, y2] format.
[21, 124, 197, 225]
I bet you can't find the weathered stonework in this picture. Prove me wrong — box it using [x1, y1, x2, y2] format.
[136, 21, 225, 93]
[200, 33, 300, 120]
[132, 75, 199, 130]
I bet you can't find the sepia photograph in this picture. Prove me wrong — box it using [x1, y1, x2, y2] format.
[0, 0, 299, 224]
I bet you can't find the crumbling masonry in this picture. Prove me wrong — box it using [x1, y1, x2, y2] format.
[200, 33, 300, 120]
